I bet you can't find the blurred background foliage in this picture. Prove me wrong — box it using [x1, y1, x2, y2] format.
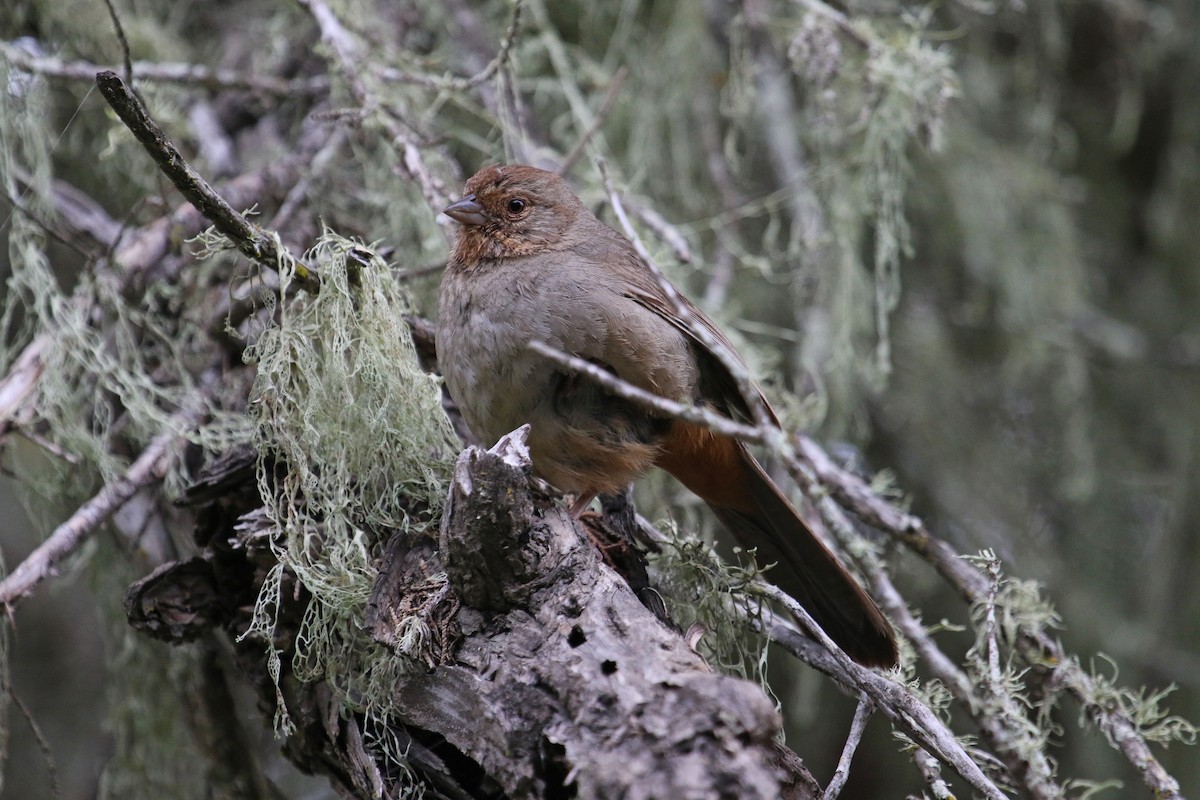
[1, 0, 1197, 797]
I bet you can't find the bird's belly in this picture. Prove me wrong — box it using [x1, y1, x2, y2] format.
[440, 306, 547, 444]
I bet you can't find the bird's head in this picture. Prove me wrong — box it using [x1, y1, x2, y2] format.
[444, 164, 585, 264]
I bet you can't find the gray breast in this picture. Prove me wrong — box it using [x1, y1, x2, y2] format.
[436, 261, 586, 446]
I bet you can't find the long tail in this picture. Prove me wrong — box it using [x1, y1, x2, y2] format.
[657, 421, 898, 668]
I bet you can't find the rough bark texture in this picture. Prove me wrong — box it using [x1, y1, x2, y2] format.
[127, 428, 819, 799]
[375, 427, 818, 800]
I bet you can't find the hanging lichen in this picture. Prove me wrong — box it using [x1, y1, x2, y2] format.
[240, 232, 459, 731]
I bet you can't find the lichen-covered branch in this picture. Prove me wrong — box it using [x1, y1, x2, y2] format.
[793, 433, 1188, 800]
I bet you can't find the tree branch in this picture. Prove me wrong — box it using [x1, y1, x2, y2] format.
[1, 41, 328, 96]
[379, 0, 524, 91]
[94, 71, 320, 292]
[792, 435, 1186, 799]
[821, 694, 873, 800]
[758, 588, 1006, 800]
[0, 404, 203, 609]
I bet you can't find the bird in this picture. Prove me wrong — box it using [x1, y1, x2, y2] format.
[436, 164, 898, 668]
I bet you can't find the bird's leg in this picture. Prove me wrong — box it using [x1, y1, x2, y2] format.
[568, 491, 597, 517]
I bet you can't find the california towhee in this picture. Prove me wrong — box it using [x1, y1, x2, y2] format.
[437, 164, 897, 667]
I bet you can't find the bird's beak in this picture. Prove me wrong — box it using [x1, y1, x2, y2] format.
[443, 194, 489, 227]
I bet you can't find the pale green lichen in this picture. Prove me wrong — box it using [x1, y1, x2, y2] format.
[646, 520, 776, 705]
[240, 232, 459, 733]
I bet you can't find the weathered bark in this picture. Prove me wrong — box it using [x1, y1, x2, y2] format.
[129, 427, 820, 799]
[372, 426, 818, 800]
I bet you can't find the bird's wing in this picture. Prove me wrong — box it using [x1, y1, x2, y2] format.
[618, 270, 779, 426]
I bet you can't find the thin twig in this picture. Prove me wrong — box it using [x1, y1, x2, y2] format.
[793, 435, 980, 593]
[742, 0, 843, 381]
[295, 0, 451, 212]
[821, 693, 874, 799]
[100, 0, 134, 86]
[983, 554, 1003, 685]
[629, 201, 693, 264]
[694, 85, 746, 308]
[393, 262, 447, 282]
[9, 691, 62, 799]
[757, 599, 1007, 800]
[0, 43, 328, 96]
[913, 748, 955, 799]
[1058, 654, 1185, 799]
[94, 71, 320, 293]
[380, 0, 525, 91]
[558, 67, 628, 177]
[526, 340, 766, 445]
[15, 430, 80, 465]
[0, 405, 202, 609]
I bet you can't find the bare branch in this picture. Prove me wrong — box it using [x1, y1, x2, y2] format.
[8, 691, 61, 798]
[527, 339, 766, 444]
[0, 404, 203, 609]
[628, 200, 693, 265]
[793, 435, 986, 597]
[99, 0, 133, 86]
[94, 71, 320, 293]
[0, 42, 327, 97]
[821, 694, 874, 800]
[380, 0, 525, 91]
[558, 67, 628, 177]
[758, 598, 1006, 800]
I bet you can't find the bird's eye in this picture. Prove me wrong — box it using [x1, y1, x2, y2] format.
[506, 198, 527, 215]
